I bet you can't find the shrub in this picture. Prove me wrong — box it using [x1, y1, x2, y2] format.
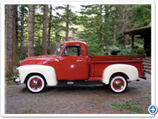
[136, 48, 145, 55]
[109, 46, 120, 55]
[118, 49, 131, 55]
[134, 42, 139, 49]
[5, 73, 13, 79]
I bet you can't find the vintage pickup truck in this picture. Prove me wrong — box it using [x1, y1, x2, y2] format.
[14, 41, 146, 93]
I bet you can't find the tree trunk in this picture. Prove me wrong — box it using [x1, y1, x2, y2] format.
[5, 5, 7, 41]
[98, 5, 102, 42]
[104, 5, 109, 50]
[5, 5, 15, 74]
[42, 5, 48, 55]
[122, 6, 127, 45]
[20, 5, 24, 58]
[48, 4, 52, 54]
[28, 5, 35, 57]
[65, 4, 69, 41]
[13, 5, 19, 66]
[113, 6, 118, 41]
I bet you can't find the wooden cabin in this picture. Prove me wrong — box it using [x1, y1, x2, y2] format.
[124, 26, 151, 56]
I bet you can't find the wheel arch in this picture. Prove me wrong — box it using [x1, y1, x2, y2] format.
[18, 65, 58, 86]
[24, 73, 47, 84]
[110, 72, 129, 81]
[102, 64, 139, 85]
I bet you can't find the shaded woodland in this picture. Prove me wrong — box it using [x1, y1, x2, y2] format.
[5, 4, 151, 75]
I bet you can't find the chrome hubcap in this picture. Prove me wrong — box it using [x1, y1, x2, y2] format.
[32, 80, 40, 87]
[30, 78, 42, 89]
[112, 78, 125, 90]
[115, 81, 122, 88]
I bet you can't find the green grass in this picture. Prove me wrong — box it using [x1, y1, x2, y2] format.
[5, 67, 19, 85]
[106, 101, 146, 114]
[6, 81, 13, 85]
[91, 104, 94, 107]
[22, 109, 36, 114]
[141, 97, 151, 101]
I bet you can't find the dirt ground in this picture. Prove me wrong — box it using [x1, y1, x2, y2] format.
[5, 73, 151, 114]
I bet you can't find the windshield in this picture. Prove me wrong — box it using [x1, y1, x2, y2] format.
[54, 44, 63, 55]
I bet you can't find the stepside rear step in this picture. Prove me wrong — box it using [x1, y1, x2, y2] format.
[57, 80, 104, 86]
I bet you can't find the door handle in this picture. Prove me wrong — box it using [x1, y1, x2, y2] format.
[77, 59, 83, 62]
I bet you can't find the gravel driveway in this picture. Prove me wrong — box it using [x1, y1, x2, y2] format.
[5, 73, 151, 114]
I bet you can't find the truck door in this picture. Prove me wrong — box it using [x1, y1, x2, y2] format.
[57, 45, 89, 80]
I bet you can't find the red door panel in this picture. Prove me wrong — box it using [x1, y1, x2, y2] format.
[57, 56, 89, 80]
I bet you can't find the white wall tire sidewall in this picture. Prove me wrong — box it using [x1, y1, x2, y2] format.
[110, 76, 127, 93]
[27, 75, 45, 93]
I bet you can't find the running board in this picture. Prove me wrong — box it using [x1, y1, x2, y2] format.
[57, 80, 104, 86]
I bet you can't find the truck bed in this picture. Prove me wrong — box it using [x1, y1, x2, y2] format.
[89, 55, 143, 61]
[89, 55, 144, 79]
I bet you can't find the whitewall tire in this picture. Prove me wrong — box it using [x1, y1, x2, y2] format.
[109, 75, 128, 93]
[26, 75, 45, 93]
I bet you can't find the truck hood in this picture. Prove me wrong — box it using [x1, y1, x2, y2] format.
[21, 55, 57, 66]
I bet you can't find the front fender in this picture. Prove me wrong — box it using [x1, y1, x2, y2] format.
[102, 64, 138, 84]
[18, 65, 57, 86]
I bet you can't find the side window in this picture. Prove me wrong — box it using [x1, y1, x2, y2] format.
[62, 46, 81, 56]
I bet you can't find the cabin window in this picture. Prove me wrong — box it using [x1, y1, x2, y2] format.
[62, 46, 81, 56]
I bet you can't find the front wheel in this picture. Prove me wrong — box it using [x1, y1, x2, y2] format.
[109, 75, 128, 93]
[26, 75, 45, 93]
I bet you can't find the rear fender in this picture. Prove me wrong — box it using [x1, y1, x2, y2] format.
[102, 64, 138, 84]
[18, 65, 57, 86]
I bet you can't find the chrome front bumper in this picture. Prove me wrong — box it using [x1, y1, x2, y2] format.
[13, 67, 21, 85]
[13, 76, 21, 85]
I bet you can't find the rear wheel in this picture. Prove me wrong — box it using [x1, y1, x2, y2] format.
[109, 75, 128, 93]
[26, 75, 45, 93]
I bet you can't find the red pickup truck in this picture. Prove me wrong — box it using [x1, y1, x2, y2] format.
[14, 41, 146, 93]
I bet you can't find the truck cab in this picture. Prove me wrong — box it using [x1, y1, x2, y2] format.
[54, 41, 89, 80]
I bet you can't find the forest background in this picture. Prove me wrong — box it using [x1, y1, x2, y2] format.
[4, 4, 151, 77]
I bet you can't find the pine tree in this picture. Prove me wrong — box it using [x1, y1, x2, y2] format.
[132, 5, 151, 27]
[20, 5, 25, 58]
[48, 4, 52, 54]
[13, 5, 19, 66]
[55, 4, 78, 42]
[42, 5, 48, 55]
[28, 5, 35, 57]
[5, 5, 16, 74]
[113, 5, 118, 41]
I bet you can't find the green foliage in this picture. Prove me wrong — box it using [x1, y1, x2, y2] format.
[5, 4, 151, 76]
[34, 45, 42, 56]
[5, 67, 19, 81]
[118, 49, 131, 55]
[134, 42, 139, 49]
[54, 4, 78, 41]
[10, 4, 151, 59]
[106, 101, 146, 114]
[5, 73, 13, 79]
[88, 42, 102, 55]
[116, 34, 125, 44]
[79, 5, 116, 55]
[136, 48, 145, 55]
[22, 109, 36, 114]
[24, 4, 151, 56]
[109, 46, 120, 55]
[132, 5, 151, 28]
[109, 43, 145, 55]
